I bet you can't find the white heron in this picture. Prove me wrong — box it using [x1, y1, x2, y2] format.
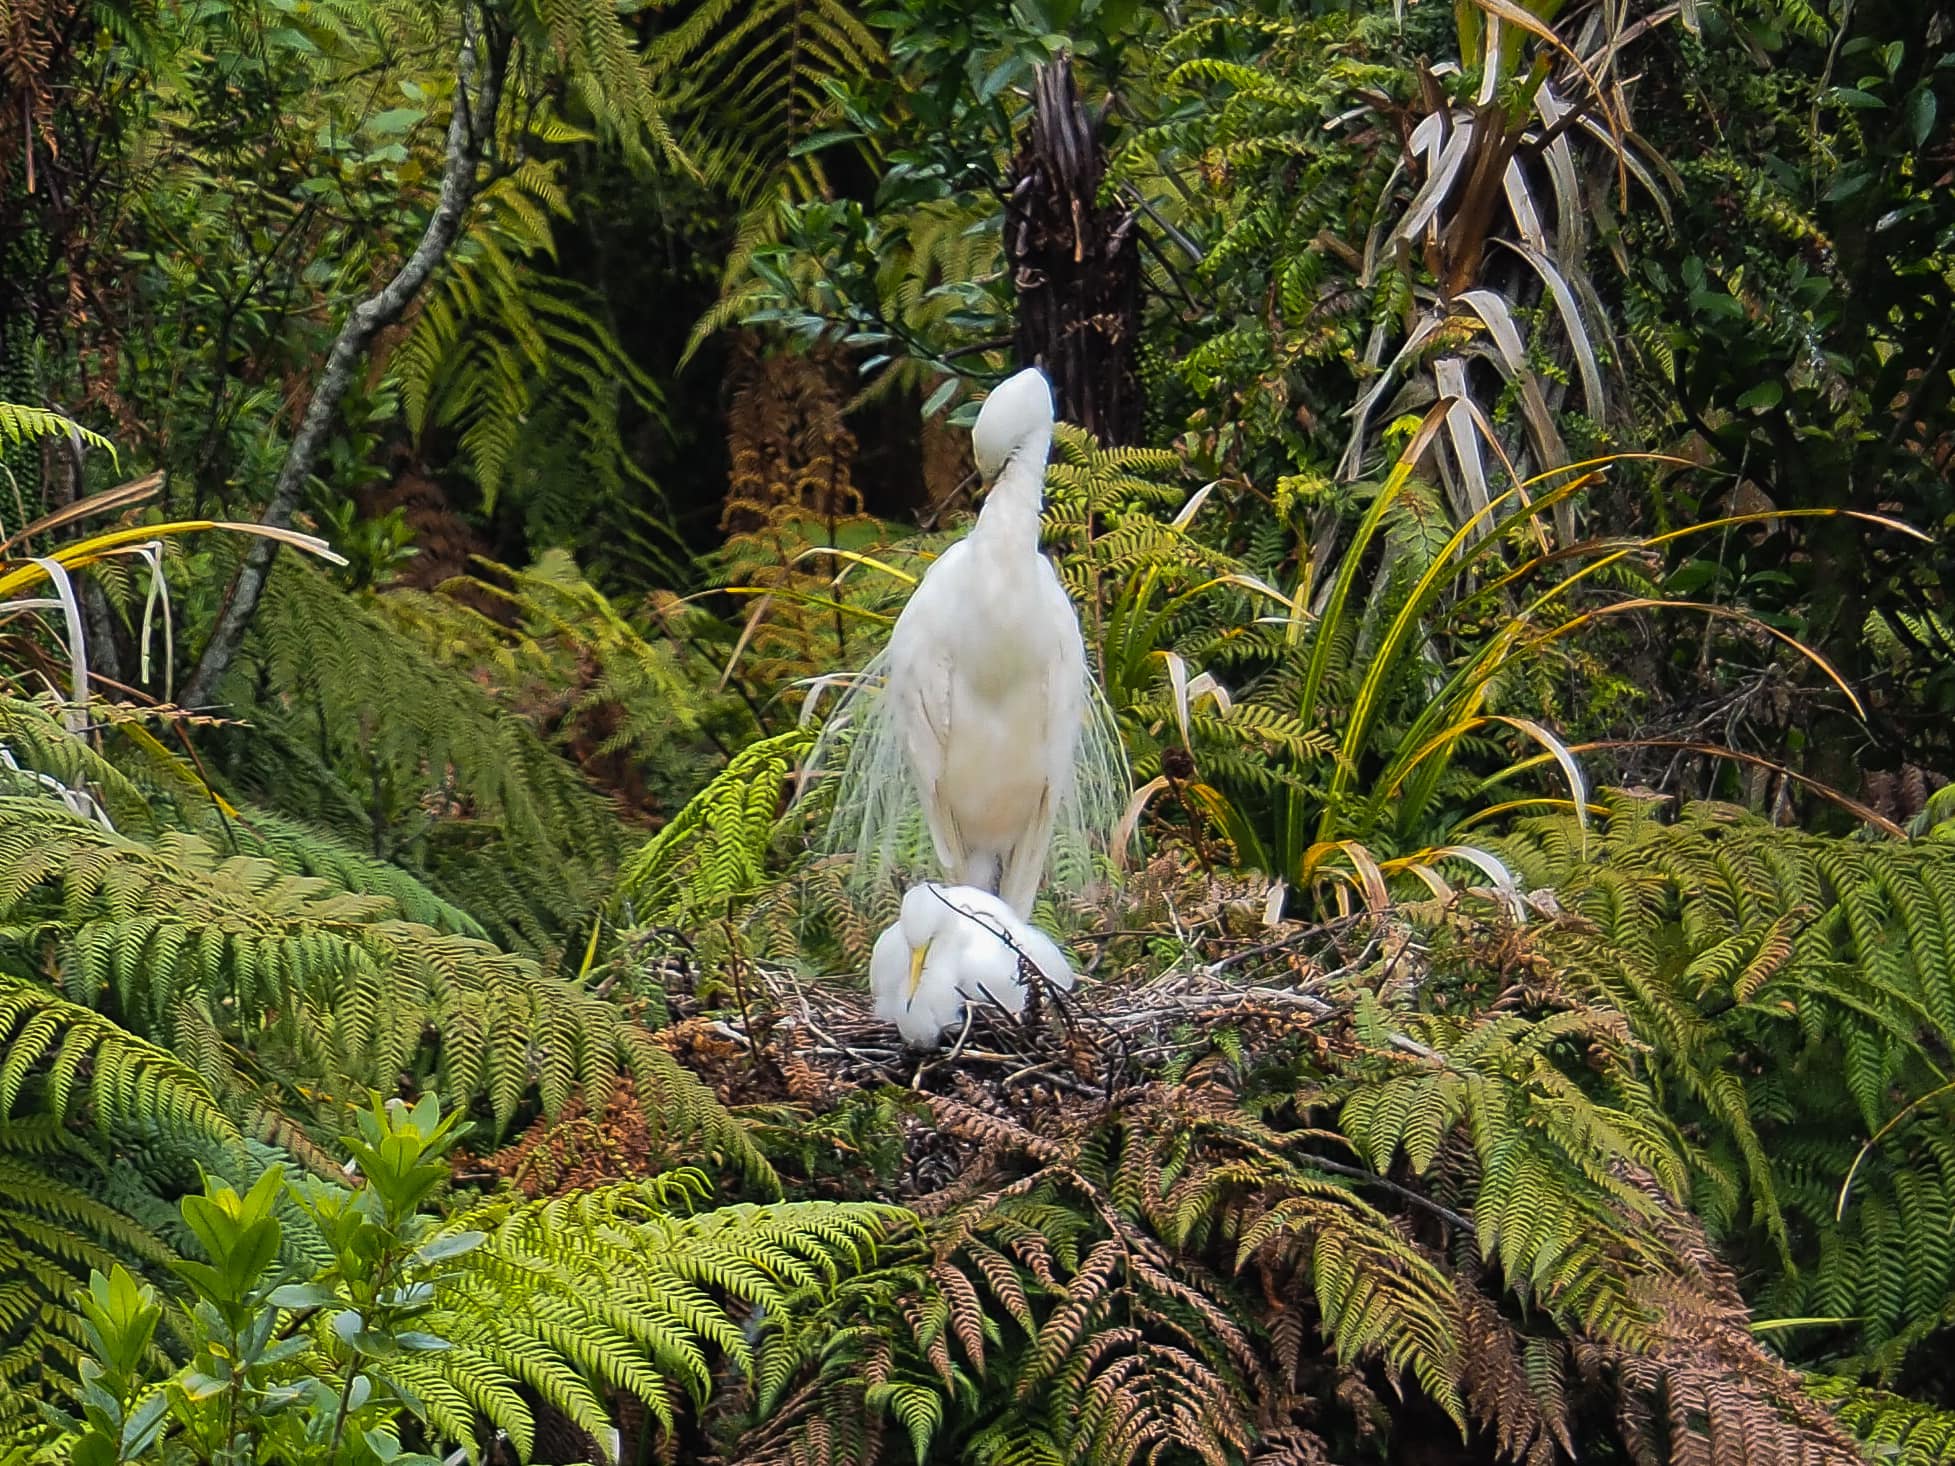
[869, 883, 1075, 1050]
[811, 367, 1128, 917]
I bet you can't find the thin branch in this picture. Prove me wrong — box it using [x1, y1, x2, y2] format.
[1118, 183, 1205, 264]
[181, 5, 506, 710]
[1302, 1152, 1476, 1232]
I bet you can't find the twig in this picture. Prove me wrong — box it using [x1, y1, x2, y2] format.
[1302, 1153, 1475, 1232]
[1000, 1062, 1106, 1099]
[796, 1004, 891, 1070]
[1118, 183, 1205, 263]
[939, 1007, 979, 1074]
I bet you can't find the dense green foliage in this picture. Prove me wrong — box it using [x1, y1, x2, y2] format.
[4, 0, 1954, 1461]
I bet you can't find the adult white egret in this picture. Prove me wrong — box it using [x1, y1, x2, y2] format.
[869, 883, 1075, 1050]
[812, 367, 1128, 917]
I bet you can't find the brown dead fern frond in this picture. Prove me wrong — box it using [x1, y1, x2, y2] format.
[713, 334, 889, 692]
[1458, 1283, 1573, 1466]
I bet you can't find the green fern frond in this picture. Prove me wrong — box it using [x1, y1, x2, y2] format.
[0, 402, 115, 462]
[616, 729, 814, 928]
[390, 154, 680, 574]
[0, 980, 234, 1422]
[1807, 1375, 1955, 1463]
[401, 1183, 907, 1455]
[0, 795, 770, 1183]
[223, 559, 627, 950]
[1492, 795, 1955, 1354]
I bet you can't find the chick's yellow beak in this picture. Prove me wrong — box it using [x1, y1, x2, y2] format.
[906, 941, 930, 1005]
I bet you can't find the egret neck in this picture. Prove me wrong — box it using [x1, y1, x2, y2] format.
[972, 430, 1052, 550]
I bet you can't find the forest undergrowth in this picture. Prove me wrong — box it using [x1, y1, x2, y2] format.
[3, 0, 1955, 1462]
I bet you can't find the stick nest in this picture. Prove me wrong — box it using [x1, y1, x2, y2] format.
[471, 853, 1525, 1208]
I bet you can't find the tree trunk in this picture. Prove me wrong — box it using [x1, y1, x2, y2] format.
[1003, 54, 1143, 446]
[180, 5, 505, 711]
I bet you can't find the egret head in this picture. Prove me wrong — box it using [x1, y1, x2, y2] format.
[971, 367, 1055, 484]
[897, 883, 953, 1001]
[871, 883, 1065, 1046]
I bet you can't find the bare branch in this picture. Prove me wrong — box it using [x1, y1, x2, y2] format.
[182, 4, 506, 710]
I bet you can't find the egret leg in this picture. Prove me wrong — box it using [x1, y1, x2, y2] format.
[996, 802, 1057, 916]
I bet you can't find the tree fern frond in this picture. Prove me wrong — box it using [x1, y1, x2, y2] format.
[616, 729, 814, 928]
[1493, 795, 1955, 1353]
[0, 402, 115, 460]
[0, 792, 770, 1183]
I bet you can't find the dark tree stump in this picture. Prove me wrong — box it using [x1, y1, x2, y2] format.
[1004, 53, 1142, 446]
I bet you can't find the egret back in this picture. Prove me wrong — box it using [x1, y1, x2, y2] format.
[1009, 923, 1075, 993]
[917, 886, 1035, 1022]
[955, 883, 1074, 993]
[808, 606, 1128, 915]
[868, 921, 913, 1026]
